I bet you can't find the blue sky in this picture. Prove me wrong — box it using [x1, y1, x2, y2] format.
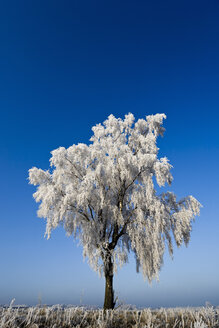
[0, 0, 219, 308]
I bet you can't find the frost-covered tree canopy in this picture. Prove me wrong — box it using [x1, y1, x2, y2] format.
[29, 113, 201, 282]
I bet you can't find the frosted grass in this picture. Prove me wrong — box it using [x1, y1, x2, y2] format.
[1, 301, 218, 328]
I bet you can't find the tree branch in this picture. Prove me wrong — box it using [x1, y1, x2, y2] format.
[68, 204, 90, 222]
[124, 170, 143, 192]
[65, 157, 84, 181]
[88, 204, 94, 220]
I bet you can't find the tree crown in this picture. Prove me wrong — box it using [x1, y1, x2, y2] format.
[29, 113, 201, 281]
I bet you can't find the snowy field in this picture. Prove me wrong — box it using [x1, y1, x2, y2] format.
[1, 302, 219, 328]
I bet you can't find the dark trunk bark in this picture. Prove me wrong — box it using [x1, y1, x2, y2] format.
[103, 253, 115, 310]
[103, 272, 114, 310]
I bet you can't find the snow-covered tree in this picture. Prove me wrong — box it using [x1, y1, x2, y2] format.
[28, 113, 201, 309]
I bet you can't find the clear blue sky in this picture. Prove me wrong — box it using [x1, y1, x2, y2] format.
[0, 0, 219, 308]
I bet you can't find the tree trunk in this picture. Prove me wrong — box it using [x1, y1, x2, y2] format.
[104, 271, 114, 310]
[103, 253, 115, 310]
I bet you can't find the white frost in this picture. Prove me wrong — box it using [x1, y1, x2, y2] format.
[28, 113, 201, 282]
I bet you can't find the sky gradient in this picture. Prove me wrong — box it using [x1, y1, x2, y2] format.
[0, 0, 219, 308]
